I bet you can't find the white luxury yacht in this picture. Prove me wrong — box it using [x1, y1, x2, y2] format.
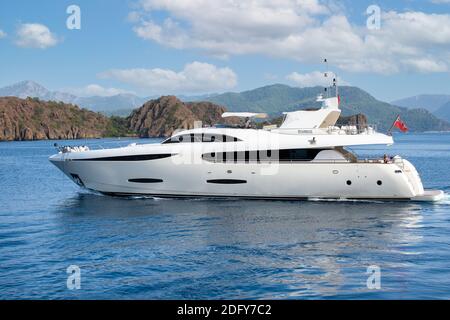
[49, 86, 444, 201]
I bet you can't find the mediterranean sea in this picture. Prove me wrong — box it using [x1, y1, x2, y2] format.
[1, 133, 449, 299]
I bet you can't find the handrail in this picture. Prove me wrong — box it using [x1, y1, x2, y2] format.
[54, 138, 142, 153]
[203, 158, 396, 164]
[273, 124, 379, 135]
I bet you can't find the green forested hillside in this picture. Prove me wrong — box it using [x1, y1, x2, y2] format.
[205, 84, 450, 132]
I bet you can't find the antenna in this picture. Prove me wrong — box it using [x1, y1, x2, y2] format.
[323, 58, 339, 102]
[323, 58, 329, 98]
[334, 73, 339, 99]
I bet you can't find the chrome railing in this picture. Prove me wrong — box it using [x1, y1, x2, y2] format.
[203, 158, 400, 164]
[53, 138, 147, 153]
[272, 124, 379, 135]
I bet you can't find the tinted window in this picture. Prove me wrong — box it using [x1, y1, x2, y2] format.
[202, 149, 325, 162]
[163, 133, 241, 144]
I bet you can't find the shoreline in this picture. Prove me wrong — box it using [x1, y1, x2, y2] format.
[2, 131, 450, 143]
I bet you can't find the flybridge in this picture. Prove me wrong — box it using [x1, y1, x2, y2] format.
[279, 96, 341, 130]
[221, 61, 343, 131]
[220, 94, 342, 131]
[279, 64, 341, 130]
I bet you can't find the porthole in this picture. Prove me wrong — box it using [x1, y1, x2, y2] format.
[377, 180, 383, 186]
[346, 180, 352, 186]
[332, 170, 339, 174]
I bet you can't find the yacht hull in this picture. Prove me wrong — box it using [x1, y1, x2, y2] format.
[50, 154, 438, 201]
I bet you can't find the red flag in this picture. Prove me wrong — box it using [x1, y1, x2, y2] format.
[393, 115, 408, 132]
[337, 94, 341, 106]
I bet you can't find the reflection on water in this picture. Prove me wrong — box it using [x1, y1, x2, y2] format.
[1, 135, 450, 299]
[43, 193, 430, 299]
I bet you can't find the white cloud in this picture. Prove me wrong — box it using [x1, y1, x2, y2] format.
[15, 23, 58, 49]
[66, 84, 135, 97]
[430, 0, 450, 4]
[134, 0, 329, 56]
[99, 61, 237, 94]
[0, 29, 6, 38]
[402, 58, 448, 73]
[131, 0, 450, 74]
[286, 71, 348, 87]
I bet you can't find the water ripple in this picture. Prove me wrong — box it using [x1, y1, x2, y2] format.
[1, 136, 450, 299]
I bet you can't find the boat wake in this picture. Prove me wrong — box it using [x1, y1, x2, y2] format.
[307, 197, 386, 204]
[439, 192, 450, 205]
[85, 190, 388, 203]
[80, 188, 450, 204]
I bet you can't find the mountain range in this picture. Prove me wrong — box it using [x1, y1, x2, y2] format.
[0, 81, 148, 112]
[203, 84, 450, 131]
[1, 81, 449, 132]
[0, 96, 238, 140]
[0, 80, 77, 103]
[435, 101, 450, 123]
[392, 94, 450, 122]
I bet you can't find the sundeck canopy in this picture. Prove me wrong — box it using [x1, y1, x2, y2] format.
[222, 112, 268, 119]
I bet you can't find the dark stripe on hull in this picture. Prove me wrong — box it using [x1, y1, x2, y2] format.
[128, 178, 163, 183]
[206, 179, 247, 184]
[73, 154, 175, 161]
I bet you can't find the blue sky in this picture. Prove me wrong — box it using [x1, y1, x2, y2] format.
[0, 0, 450, 102]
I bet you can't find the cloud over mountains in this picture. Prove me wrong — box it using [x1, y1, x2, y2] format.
[99, 61, 238, 95]
[130, 0, 450, 74]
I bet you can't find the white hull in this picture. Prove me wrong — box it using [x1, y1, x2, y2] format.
[50, 153, 442, 201]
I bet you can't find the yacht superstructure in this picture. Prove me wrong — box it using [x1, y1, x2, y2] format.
[49, 91, 443, 201]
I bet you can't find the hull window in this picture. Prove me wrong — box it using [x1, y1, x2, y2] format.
[128, 178, 163, 183]
[73, 154, 174, 161]
[202, 149, 325, 163]
[207, 179, 247, 184]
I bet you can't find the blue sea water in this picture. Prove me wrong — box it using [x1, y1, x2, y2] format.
[0, 134, 449, 299]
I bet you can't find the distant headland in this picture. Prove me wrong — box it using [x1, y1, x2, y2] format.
[1, 81, 449, 141]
